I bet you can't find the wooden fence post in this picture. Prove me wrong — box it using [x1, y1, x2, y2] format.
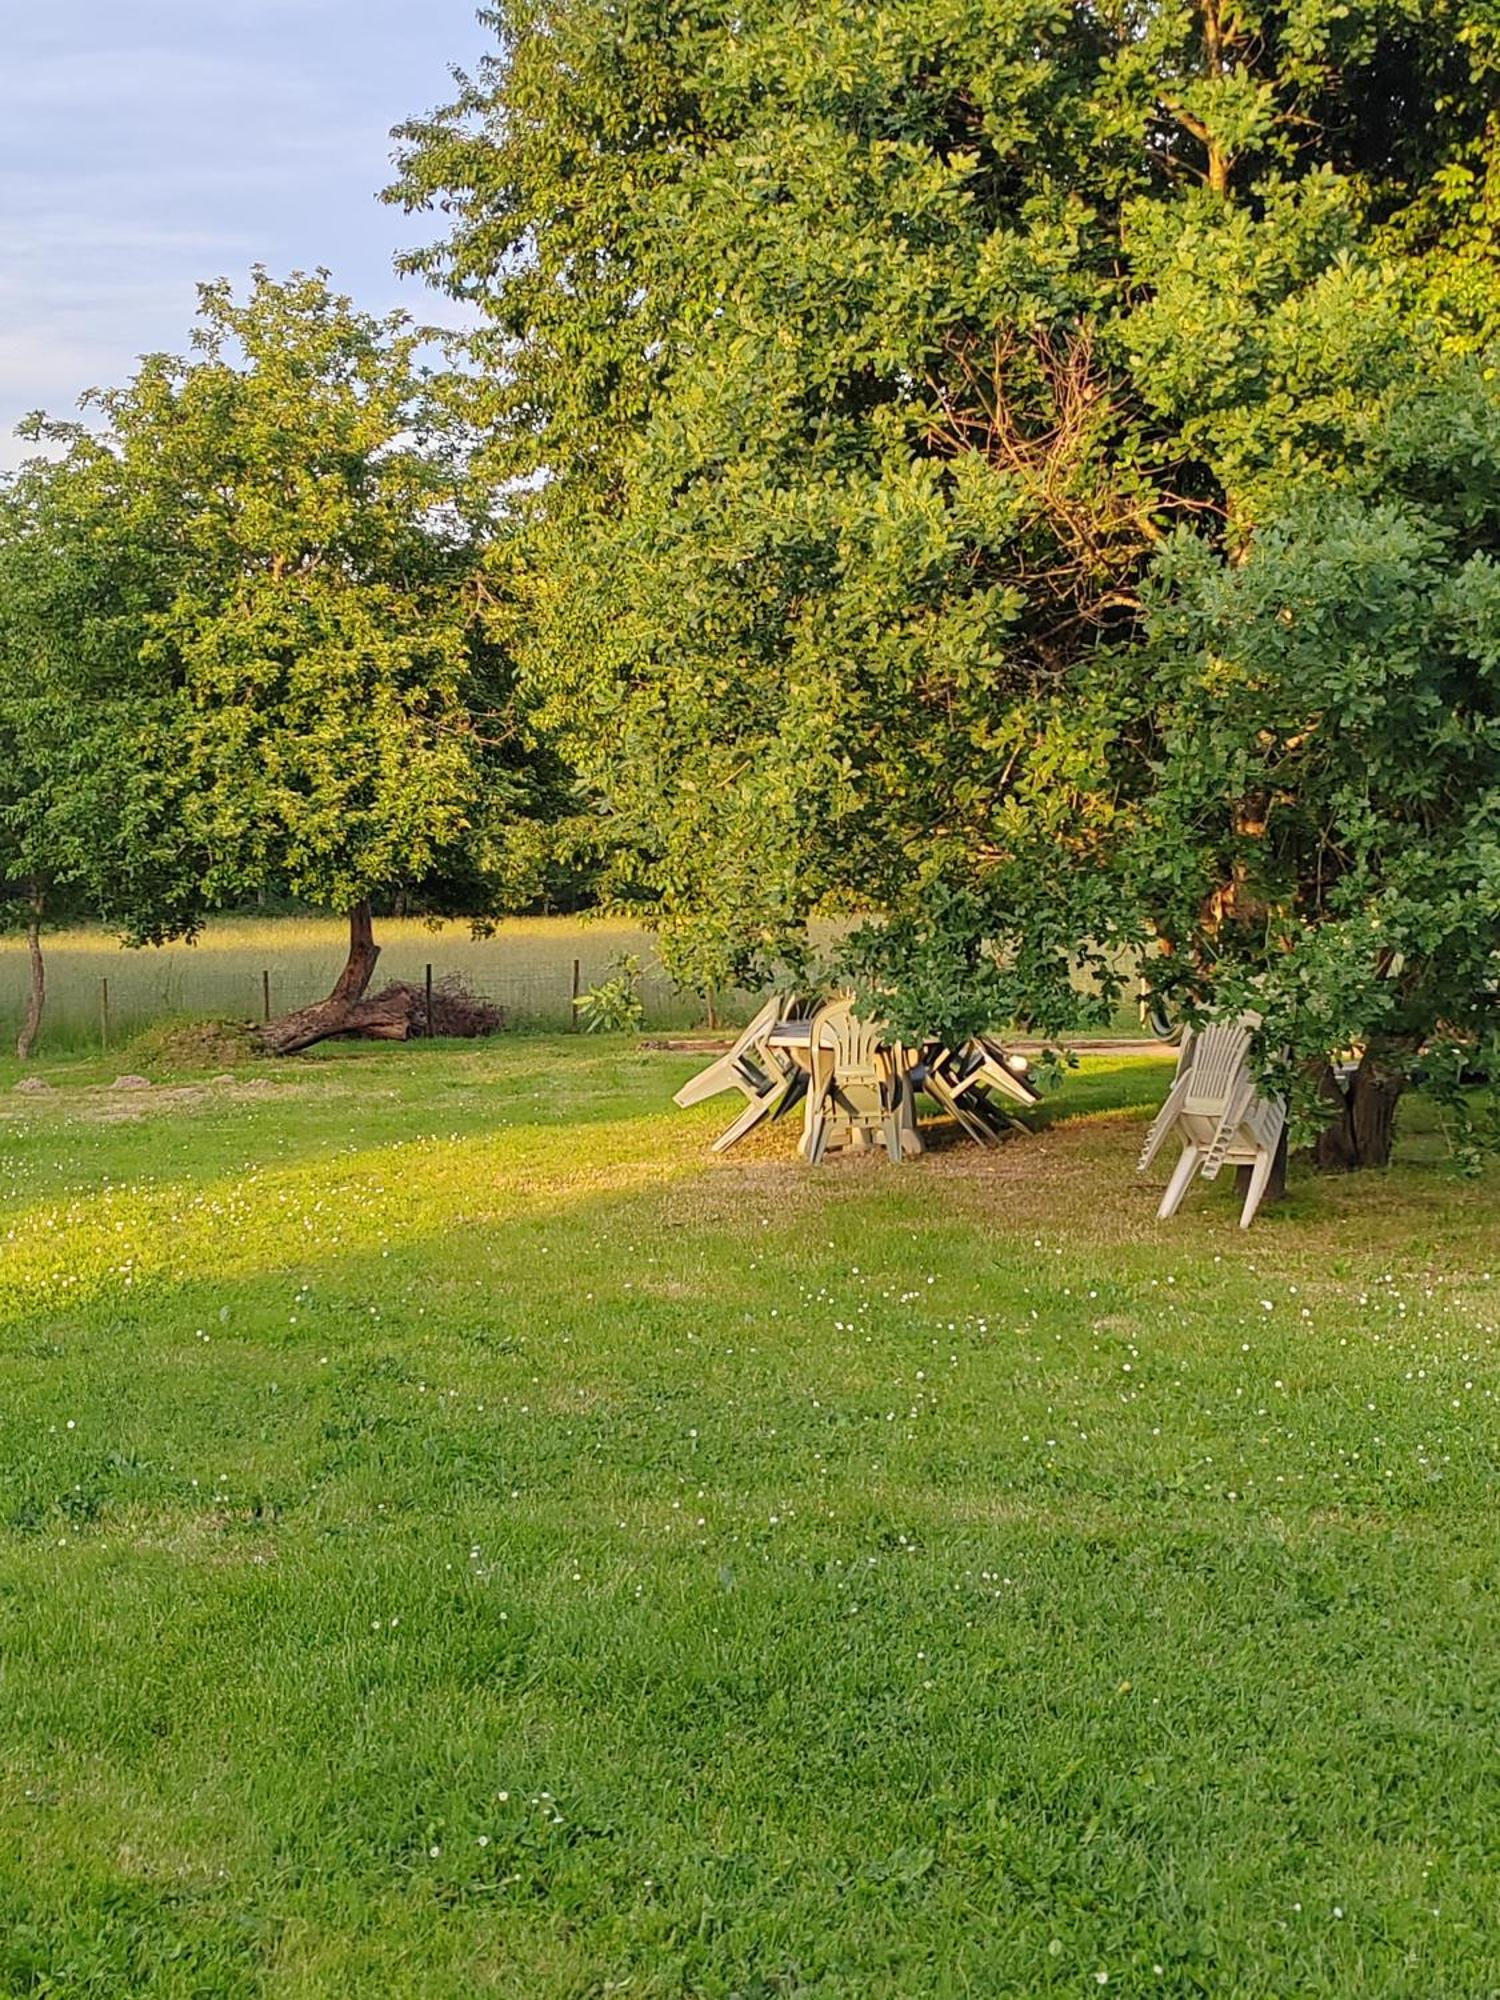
[425, 963, 434, 1038]
[570, 958, 581, 1030]
[262, 969, 272, 1022]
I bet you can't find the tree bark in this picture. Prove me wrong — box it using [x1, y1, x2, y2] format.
[256, 899, 401, 1056]
[1313, 1054, 1406, 1171]
[332, 899, 380, 1004]
[16, 884, 45, 1061]
[1313, 1062, 1358, 1172]
[1349, 1058, 1405, 1168]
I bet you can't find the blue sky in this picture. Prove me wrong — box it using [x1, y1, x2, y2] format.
[0, 0, 492, 465]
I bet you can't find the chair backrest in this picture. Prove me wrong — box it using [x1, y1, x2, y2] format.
[812, 996, 892, 1080]
[1182, 1018, 1255, 1113]
[824, 996, 880, 1064]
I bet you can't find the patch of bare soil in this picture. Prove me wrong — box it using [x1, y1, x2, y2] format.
[661, 1110, 1167, 1239]
[0, 1078, 314, 1124]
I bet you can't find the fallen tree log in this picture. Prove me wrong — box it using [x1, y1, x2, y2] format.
[255, 985, 416, 1056]
[254, 903, 508, 1055]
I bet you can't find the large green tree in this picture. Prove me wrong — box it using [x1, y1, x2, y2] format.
[51, 270, 553, 1052]
[391, 0, 1498, 1154]
[1121, 364, 1500, 1166]
[0, 450, 194, 1057]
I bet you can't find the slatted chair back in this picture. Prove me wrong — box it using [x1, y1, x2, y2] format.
[804, 998, 840, 1112]
[1180, 1020, 1254, 1119]
[803, 998, 903, 1163]
[819, 999, 887, 1090]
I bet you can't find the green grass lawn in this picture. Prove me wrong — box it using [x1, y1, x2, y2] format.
[1, 1039, 1497, 1997]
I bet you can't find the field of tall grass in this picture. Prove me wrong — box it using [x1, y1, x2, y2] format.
[0, 915, 722, 1053]
[1, 914, 1148, 1055]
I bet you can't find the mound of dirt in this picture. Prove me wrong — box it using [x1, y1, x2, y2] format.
[121, 1018, 261, 1073]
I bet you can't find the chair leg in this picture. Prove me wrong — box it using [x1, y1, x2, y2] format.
[924, 1072, 992, 1148]
[1238, 1148, 1276, 1230]
[802, 1082, 832, 1164]
[1157, 1143, 1202, 1220]
[711, 1076, 789, 1154]
[949, 1084, 1003, 1147]
[881, 1107, 905, 1163]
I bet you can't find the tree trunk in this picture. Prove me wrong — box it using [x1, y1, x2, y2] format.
[256, 900, 403, 1056]
[1349, 1058, 1404, 1168]
[1313, 1062, 1358, 1172]
[16, 885, 45, 1061]
[331, 899, 381, 1004]
[1313, 1054, 1406, 1171]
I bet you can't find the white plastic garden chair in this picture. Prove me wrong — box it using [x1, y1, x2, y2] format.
[1137, 1014, 1286, 1229]
[800, 998, 909, 1164]
[919, 1035, 1041, 1144]
[673, 994, 808, 1152]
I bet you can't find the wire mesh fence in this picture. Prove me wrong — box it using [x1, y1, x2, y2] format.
[1, 916, 1148, 1056]
[0, 916, 759, 1053]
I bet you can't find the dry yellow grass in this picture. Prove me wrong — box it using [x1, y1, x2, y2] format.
[0, 913, 719, 1050]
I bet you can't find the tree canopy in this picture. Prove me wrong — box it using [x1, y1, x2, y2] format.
[65, 273, 499, 919]
[1123, 364, 1500, 1161]
[11, 270, 567, 1049]
[0, 448, 193, 1053]
[390, 0, 1500, 1153]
